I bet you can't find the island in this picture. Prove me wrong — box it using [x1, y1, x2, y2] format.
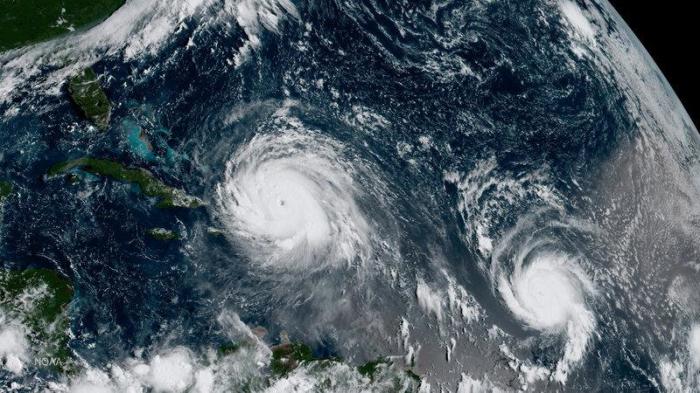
[47, 157, 204, 208]
[0, 181, 12, 202]
[68, 68, 112, 130]
[146, 228, 180, 241]
[270, 342, 317, 376]
[212, 335, 422, 389]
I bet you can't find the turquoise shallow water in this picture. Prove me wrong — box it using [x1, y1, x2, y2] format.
[124, 118, 156, 161]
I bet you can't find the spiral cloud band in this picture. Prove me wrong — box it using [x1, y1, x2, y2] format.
[497, 244, 597, 383]
[216, 129, 372, 270]
[499, 252, 594, 331]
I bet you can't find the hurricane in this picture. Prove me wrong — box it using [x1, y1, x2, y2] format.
[491, 217, 598, 384]
[216, 125, 373, 271]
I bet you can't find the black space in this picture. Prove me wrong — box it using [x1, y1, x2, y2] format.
[608, 2, 699, 128]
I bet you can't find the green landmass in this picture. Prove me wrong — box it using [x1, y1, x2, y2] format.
[47, 157, 204, 208]
[270, 342, 316, 376]
[66, 173, 82, 185]
[0, 181, 12, 201]
[268, 343, 422, 391]
[357, 357, 421, 386]
[358, 357, 389, 380]
[146, 228, 180, 241]
[217, 342, 241, 357]
[68, 68, 111, 130]
[0, 0, 125, 51]
[0, 268, 74, 373]
[404, 369, 421, 382]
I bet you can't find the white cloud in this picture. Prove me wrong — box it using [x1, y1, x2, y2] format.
[416, 279, 444, 321]
[456, 373, 504, 393]
[192, 367, 215, 393]
[146, 347, 196, 392]
[0, 322, 30, 375]
[689, 324, 700, 369]
[559, 1, 595, 41]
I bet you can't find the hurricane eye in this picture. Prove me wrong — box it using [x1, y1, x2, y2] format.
[215, 130, 373, 270]
[496, 247, 596, 383]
